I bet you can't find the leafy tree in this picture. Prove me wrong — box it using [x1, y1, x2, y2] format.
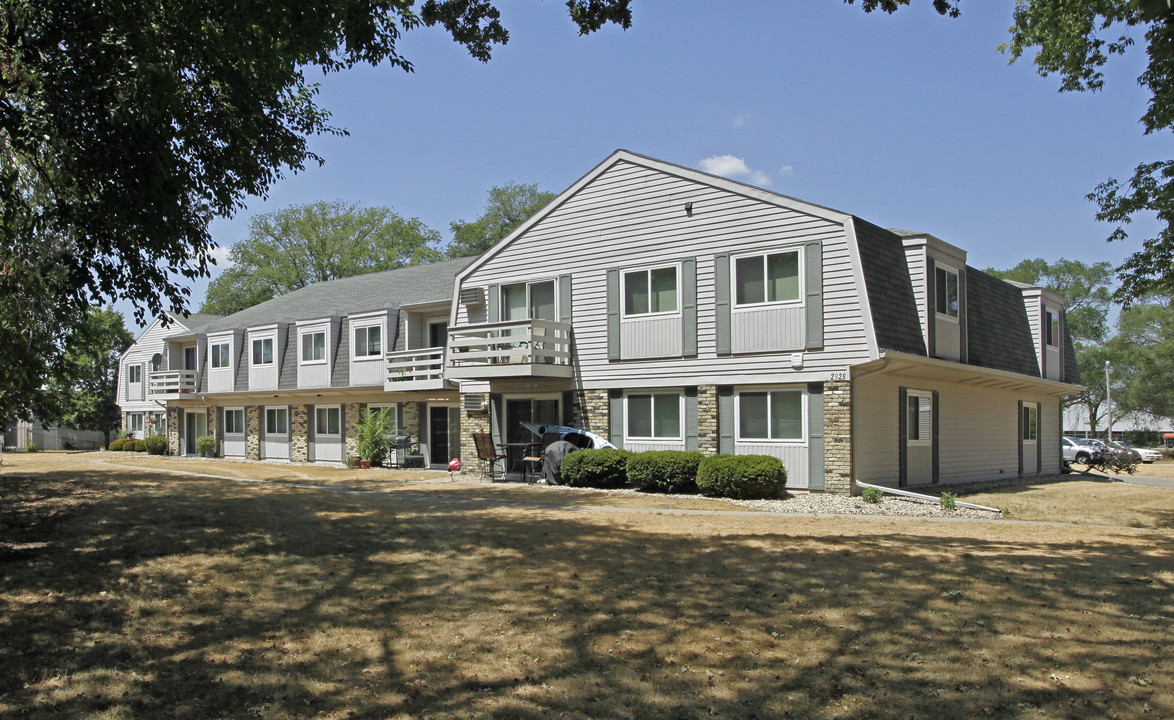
[986, 258, 1120, 432]
[46, 307, 134, 445]
[446, 182, 557, 258]
[1113, 294, 1174, 420]
[848, 0, 1174, 302]
[0, 0, 631, 428]
[984, 258, 1115, 343]
[201, 201, 442, 315]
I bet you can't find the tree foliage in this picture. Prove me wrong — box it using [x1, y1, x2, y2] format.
[45, 307, 134, 443]
[446, 182, 557, 258]
[201, 201, 442, 315]
[984, 258, 1115, 343]
[847, 0, 1174, 302]
[1113, 293, 1174, 420]
[0, 0, 631, 420]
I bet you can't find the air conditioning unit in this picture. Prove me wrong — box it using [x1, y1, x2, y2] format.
[459, 287, 484, 306]
[461, 394, 487, 412]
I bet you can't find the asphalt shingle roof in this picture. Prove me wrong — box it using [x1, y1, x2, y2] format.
[202, 257, 477, 331]
[853, 218, 927, 356]
[964, 267, 1041, 377]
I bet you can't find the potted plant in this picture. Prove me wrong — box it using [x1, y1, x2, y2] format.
[355, 407, 394, 468]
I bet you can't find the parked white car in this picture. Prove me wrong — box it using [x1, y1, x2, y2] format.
[1062, 436, 1099, 465]
[1122, 444, 1162, 463]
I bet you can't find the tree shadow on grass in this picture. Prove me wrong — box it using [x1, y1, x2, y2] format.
[1, 466, 1172, 719]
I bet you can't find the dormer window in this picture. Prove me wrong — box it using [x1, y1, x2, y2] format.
[251, 337, 274, 366]
[935, 266, 959, 318]
[301, 331, 326, 364]
[1045, 308, 1059, 347]
[210, 342, 230, 369]
[354, 325, 382, 358]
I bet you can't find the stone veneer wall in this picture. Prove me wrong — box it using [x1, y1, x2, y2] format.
[823, 379, 852, 494]
[697, 385, 717, 455]
[459, 395, 491, 475]
[569, 390, 608, 435]
[166, 407, 180, 455]
[344, 403, 362, 460]
[246, 406, 261, 461]
[206, 407, 218, 455]
[290, 405, 310, 462]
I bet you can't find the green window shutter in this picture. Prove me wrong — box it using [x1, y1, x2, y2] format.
[925, 259, 936, 358]
[1036, 404, 1043, 474]
[898, 387, 908, 488]
[682, 257, 697, 357]
[417, 402, 429, 466]
[488, 284, 499, 323]
[714, 253, 731, 355]
[685, 387, 699, 451]
[559, 274, 572, 325]
[717, 386, 734, 454]
[931, 390, 940, 484]
[807, 383, 825, 491]
[608, 389, 624, 449]
[1017, 400, 1024, 476]
[489, 394, 503, 448]
[606, 268, 620, 361]
[805, 241, 824, 350]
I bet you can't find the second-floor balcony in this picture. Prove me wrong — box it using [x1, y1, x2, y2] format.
[148, 370, 197, 399]
[446, 319, 573, 380]
[385, 348, 450, 392]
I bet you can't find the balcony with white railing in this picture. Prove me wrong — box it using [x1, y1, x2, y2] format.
[385, 348, 450, 391]
[148, 370, 198, 399]
[446, 319, 573, 380]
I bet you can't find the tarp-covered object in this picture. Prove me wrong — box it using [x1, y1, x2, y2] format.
[543, 440, 579, 485]
[520, 422, 615, 450]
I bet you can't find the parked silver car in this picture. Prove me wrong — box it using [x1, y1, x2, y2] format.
[1062, 436, 1099, 465]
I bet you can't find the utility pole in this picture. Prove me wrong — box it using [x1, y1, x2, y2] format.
[1105, 360, 1113, 443]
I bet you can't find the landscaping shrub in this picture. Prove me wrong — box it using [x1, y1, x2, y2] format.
[696, 454, 787, 499]
[26, 441, 38, 453]
[861, 487, 883, 504]
[108, 438, 126, 452]
[356, 407, 395, 466]
[195, 435, 217, 457]
[144, 435, 169, 455]
[126, 439, 143, 452]
[561, 449, 631, 488]
[940, 491, 957, 510]
[626, 451, 703, 494]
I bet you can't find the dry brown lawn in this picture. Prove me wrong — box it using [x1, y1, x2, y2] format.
[964, 478, 1174, 528]
[2, 452, 1172, 719]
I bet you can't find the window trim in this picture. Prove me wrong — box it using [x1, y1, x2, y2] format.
[223, 407, 246, 436]
[126, 412, 144, 433]
[299, 328, 328, 365]
[934, 265, 960, 321]
[251, 335, 275, 367]
[620, 264, 681, 319]
[1045, 308, 1060, 347]
[315, 406, 342, 437]
[264, 406, 289, 436]
[210, 341, 232, 370]
[1021, 402, 1039, 442]
[731, 248, 804, 310]
[623, 391, 684, 442]
[906, 390, 933, 447]
[126, 364, 142, 384]
[734, 387, 807, 444]
[352, 322, 384, 360]
[500, 278, 559, 322]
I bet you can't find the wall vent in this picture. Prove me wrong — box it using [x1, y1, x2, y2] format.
[461, 394, 487, 412]
[460, 287, 484, 305]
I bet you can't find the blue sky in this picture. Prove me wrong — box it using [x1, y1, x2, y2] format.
[125, 1, 1160, 329]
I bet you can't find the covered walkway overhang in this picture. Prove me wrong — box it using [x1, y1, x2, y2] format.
[852, 351, 1084, 398]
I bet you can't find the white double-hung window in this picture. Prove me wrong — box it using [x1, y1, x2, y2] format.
[737, 389, 804, 441]
[935, 266, 959, 318]
[622, 266, 678, 317]
[734, 250, 801, 306]
[501, 279, 557, 321]
[625, 392, 682, 440]
[210, 342, 231, 369]
[354, 325, 382, 358]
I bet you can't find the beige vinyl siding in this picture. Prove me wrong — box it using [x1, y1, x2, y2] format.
[458, 160, 872, 387]
[854, 371, 1063, 486]
[1022, 296, 1042, 373]
[903, 246, 928, 345]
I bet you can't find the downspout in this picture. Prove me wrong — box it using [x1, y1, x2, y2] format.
[855, 480, 1002, 514]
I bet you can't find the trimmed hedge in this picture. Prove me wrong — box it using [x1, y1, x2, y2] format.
[195, 435, 217, 457]
[144, 435, 169, 455]
[626, 450, 703, 494]
[561, 449, 631, 488]
[124, 439, 142, 452]
[696, 454, 787, 499]
[108, 438, 126, 452]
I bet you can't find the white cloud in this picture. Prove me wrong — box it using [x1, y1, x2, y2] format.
[204, 244, 235, 267]
[697, 155, 771, 186]
[731, 113, 750, 128]
[779, 165, 794, 177]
